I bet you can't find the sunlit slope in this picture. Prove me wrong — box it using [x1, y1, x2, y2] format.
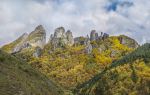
[77, 43, 150, 95]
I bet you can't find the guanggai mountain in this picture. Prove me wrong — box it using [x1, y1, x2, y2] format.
[1, 25, 150, 95]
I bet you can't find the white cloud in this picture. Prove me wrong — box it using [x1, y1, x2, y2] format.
[0, 0, 150, 46]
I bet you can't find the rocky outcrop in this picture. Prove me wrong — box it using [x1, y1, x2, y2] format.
[26, 25, 46, 49]
[66, 30, 74, 46]
[2, 25, 140, 57]
[33, 47, 42, 57]
[102, 33, 109, 40]
[90, 30, 109, 41]
[12, 25, 46, 53]
[85, 35, 92, 54]
[49, 27, 74, 50]
[90, 30, 98, 41]
[12, 33, 29, 53]
[118, 35, 139, 48]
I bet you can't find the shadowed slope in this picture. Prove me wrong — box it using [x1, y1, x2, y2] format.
[0, 50, 64, 95]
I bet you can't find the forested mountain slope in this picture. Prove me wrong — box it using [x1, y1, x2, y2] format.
[77, 43, 150, 95]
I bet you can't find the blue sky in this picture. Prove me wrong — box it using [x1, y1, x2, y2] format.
[0, 0, 150, 46]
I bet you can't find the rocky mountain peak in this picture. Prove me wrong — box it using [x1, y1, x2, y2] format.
[26, 25, 46, 49]
[30, 25, 46, 35]
[49, 27, 74, 49]
[34, 25, 45, 32]
[8, 25, 46, 53]
[36, 25, 43, 28]
[54, 27, 66, 38]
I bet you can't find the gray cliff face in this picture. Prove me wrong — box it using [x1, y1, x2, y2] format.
[90, 30, 109, 41]
[12, 25, 46, 53]
[27, 25, 46, 49]
[49, 27, 74, 49]
[54, 27, 66, 38]
[66, 30, 74, 46]
[12, 33, 29, 53]
[90, 30, 98, 41]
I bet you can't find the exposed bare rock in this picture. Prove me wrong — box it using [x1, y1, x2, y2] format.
[66, 30, 74, 46]
[12, 33, 29, 53]
[49, 27, 74, 50]
[33, 47, 42, 57]
[54, 27, 66, 38]
[118, 35, 139, 48]
[26, 25, 46, 49]
[85, 35, 92, 54]
[90, 30, 98, 41]
[13, 43, 31, 53]
[102, 33, 109, 40]
[12, 25, 46, 53]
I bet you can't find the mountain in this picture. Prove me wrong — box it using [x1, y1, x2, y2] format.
[1, 25, 46, 54]
[0, 50, 64, 95]
[76, 43, 150, 95]
[1, 33, 28, 53]
[1, 25, 140, 94]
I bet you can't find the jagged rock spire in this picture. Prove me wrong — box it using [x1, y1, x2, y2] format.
[54, 27, 66, 38]
[49, 27, 74, 50]
[90, 30, 98, 41]
[66, 30, 74, 46]
[27, 25, 46, 49]
[34, 25, 45, 33]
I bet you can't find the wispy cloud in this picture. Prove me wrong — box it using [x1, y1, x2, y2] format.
[0, 0, 150, 46]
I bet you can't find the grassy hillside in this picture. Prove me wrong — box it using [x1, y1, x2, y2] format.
[0, 50, 64, 95]
[77, 43, 150, 95]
